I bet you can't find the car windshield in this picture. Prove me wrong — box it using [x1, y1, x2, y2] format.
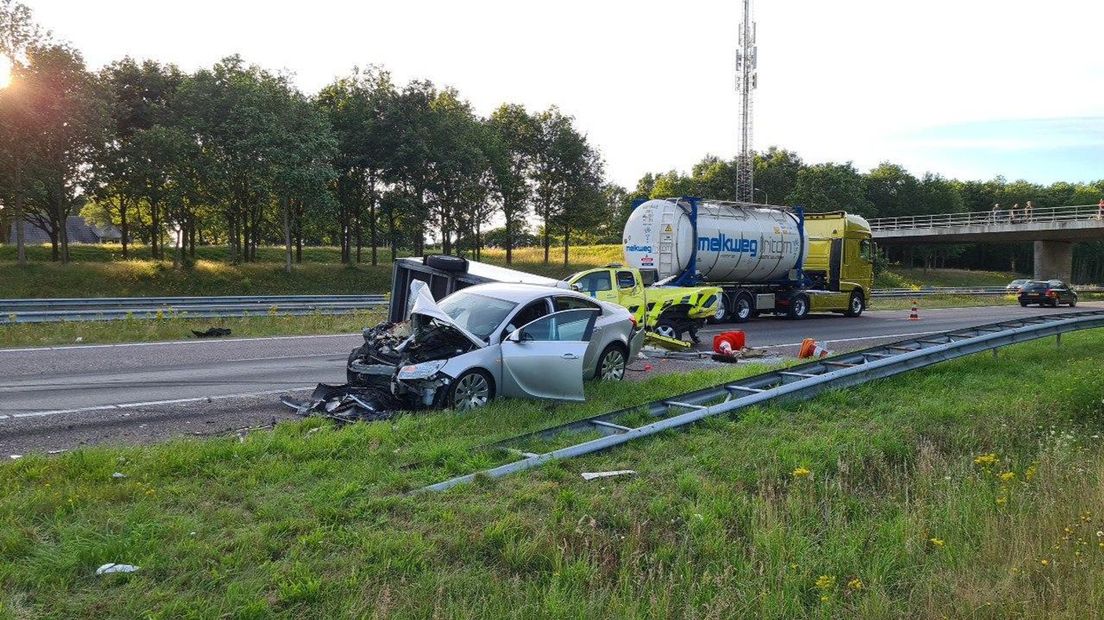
[436, 291, 518, 340]
[1022, 282, 1046, 291]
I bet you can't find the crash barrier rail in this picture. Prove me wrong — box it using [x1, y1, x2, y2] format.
[423, 308, 1104, 491]
[868, 203, 1102, 232]
[0, 295, 388, 324]
[872, 286, 1104, 299]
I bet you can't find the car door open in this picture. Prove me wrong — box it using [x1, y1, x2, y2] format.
[500, 309, 598, 401]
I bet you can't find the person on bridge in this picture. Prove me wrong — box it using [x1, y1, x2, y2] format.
[1025, 200, 1034, 221]
[990, 203, 1002, 224]
[1010, 203, 1021, 223]
[1097, 198, 1104, 220]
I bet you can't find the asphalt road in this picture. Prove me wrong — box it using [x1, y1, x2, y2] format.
[2, 302, 1098, 456]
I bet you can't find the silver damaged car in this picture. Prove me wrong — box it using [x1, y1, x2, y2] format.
[347, 280, 645, 410]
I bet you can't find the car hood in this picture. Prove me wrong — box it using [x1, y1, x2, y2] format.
[406, 280, 486, 348]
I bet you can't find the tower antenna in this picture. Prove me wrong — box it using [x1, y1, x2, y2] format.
[735, 0, 757, 202]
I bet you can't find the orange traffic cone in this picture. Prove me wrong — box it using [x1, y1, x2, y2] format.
[909, 301, 919, 321]
[797, 338, 831, 359]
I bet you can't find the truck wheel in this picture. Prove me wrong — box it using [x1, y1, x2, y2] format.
[732, 294, 753, 323]
[653, 319, 682, 340]
[707, 299, 727, 324]
[786, 294, 810, 320]
[843, 291, 864, 317]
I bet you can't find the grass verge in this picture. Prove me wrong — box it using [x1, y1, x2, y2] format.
[0, 311, 383, 349]
[3, 331, 1104, 617]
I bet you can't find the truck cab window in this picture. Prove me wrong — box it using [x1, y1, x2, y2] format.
[617, 271, 636, 289]
[859, 239, 873, 262]
[576, 271, 612, 293]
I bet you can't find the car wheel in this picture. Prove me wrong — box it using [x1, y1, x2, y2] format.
[596, 344, 627, 381]
[1069, 298, 1077, 307]
[843, 291, 864, 317]
[1019, 301, 1028, 307]
[448, 369, 494, 411]
[786, 294, 810, 320]
[653, 319, 682, 340]
[732, 294, 753, 323]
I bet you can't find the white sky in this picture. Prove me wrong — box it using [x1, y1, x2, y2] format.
[26, 0, 1104, 186]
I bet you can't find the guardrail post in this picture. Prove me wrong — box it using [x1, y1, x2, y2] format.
[1056, 333, 1062, 348]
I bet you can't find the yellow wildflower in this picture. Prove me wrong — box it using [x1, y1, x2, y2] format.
[820, 595, 829, 603]
[815, 575, 836, 591]
[847, 578, 864, 591]
[929, 538, 945, 548]
[1040, 559, 1049, 567]
[999, 471, 1015, 482]
[996, 496, 1007, 506]
[792, 467, 811, 478]
[1025, 464, 1038, 481]
[974, 453, 999, 467]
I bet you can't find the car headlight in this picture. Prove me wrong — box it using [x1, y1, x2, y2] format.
[397, 359, 447, 380]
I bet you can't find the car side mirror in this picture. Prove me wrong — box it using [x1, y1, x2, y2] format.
[506, 329, 521, 343]
[571, 284, 582, 292]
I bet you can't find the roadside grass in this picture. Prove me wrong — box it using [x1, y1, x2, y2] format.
[876, 266, 1020, 289]
[0, 244, 619, 299]
[3, 331, 1104, 617]
[0, 310, 383, 349]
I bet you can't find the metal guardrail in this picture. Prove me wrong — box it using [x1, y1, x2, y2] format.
[423, 309, 1104, 491]
[0, 295, 388, 324]
[873, 286, 1104, 299]
[868, 203, 1101, 231]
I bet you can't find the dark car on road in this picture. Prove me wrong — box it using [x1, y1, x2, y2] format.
[1018, 280, 1077, 307]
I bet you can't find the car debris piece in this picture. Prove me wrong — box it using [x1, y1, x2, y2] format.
[96, 563, 139, 575]
[281, 383, 400, 423]
[581, 470, 637, 481]
[192, 327, 232, 338]
[112, 472, 127, 479]
[9, 454, 22, 460]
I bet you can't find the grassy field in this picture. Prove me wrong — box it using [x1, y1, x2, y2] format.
[3, 330, 1104, 617]
[2, 242, 1021, 299]
[0, 244, 621, 298]
[0, 311, 385, 349]
[875, 267, 1020, 289]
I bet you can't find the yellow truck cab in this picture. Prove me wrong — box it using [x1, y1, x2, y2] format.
[801, 212, 875, 315]
[566, 265, 722, 342]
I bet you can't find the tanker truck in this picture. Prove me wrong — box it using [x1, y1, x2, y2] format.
[622, 197, 875, 321]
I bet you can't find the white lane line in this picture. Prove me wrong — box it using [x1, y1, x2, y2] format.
[0, 333, 357, 354]
[0, 386, 316, 420]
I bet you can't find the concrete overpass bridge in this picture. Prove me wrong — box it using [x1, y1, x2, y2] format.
[869, 203, 1104, 281]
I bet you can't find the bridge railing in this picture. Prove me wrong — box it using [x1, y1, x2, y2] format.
[869, 204, 1101, 231]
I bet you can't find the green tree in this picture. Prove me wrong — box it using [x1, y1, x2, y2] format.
[0, 0, 48, 265]
[486, 103, 537, 264]
[753, 147, 804, 205]
[20, 43, 107, 263]
[788, 161, 874, 217]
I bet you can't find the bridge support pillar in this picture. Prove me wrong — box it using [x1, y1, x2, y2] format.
[1033, 240, 1073, 281]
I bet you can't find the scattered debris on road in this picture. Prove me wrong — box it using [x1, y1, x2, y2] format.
[192, 327, 232, 338]
[581, 470, 637, 481]
[96, 563, 139, 575]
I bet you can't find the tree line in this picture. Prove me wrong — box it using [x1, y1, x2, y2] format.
[3, 1, 1102, 281]
[0, 1, 611, 270]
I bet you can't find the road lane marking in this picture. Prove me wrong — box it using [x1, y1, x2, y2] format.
[0, 386, 316, 420]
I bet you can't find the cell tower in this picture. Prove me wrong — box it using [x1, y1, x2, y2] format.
[734, 0, 757, 202]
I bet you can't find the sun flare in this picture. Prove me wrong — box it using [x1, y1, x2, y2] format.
[0, 55, 12, 88]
